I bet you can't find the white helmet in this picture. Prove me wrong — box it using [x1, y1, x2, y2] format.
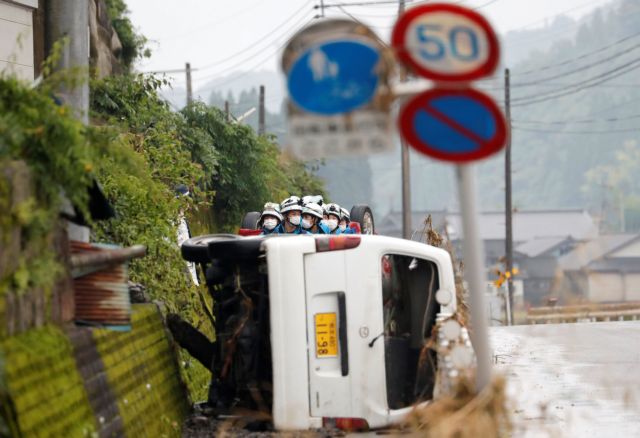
[280, 196, 302, 214]
[302, 202, 324, 220]
[260, 202, 283, 221]
[324, 203, 342, 219]
[340, 207, 351, 222]
[302, 195, 324, 206]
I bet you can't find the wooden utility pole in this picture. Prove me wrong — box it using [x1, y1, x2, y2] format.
[504, 68, 514, 325]
[185, 62, 193, 106]
[399, 0, 412, 240]
[224, 100, 230, 122]
[258, 85, 266, 135]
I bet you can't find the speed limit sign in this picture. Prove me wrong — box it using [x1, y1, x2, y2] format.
[392, 3, 500, 81]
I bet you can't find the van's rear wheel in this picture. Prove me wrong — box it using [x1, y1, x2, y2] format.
[241, 211, 261, 229]
[181, 234, 239, 263]
[350, 205, 375, 235]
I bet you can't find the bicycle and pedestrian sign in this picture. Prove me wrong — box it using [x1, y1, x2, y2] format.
[282, 19, 394, 160]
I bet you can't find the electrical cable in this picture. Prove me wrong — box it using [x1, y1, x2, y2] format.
[194, 2, 313, 72]
[157, 0, 265, 41]
[513, 113, 640, 125]
[514, 31, 640, 77]
[192, 12, 313, 83]
[194, 18, 315, 93]
[512, 126, 640, 134]
[511, 42, 640, 87]
[512, 57, 640, 106]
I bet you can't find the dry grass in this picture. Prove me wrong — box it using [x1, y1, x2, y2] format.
[405, 376, 512, 438]
[420, 215, 470, 327]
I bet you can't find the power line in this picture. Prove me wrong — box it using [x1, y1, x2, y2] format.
[512, 42, 640, 87]
[156, 0, 265, 41]
[512, 57, 640, 106]
[514, 113, 640, 125]
[514, 31, 640, 77]
[506, 0, 612, 39]
[194, 2, 313, 73]
[513, 126, 640, 134]
[194, 18, 315, 93]
[192, 13, 312, 83]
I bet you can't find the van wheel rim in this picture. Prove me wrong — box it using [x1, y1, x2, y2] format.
[362, 212, 374, 234]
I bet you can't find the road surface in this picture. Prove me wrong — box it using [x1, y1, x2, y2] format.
[491, 321, 640, 437]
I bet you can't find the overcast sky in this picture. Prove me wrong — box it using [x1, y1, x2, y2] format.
[127, 0, 615, 92]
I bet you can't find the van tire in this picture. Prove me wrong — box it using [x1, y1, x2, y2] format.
[241, 211, 262, 230]
[181, 234, 239, 263]
[350, 205, 375, 235]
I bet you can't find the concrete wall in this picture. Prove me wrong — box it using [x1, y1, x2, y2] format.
[0, 304, 189, 437]
[623, 273, 640, 301]
[0, 0, 35, 81]
[588, 272, 625, 302]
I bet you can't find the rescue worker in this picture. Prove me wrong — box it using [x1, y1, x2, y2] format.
[280, 196, 308, 234]
[339, 207, 352, 233]
[301, 202, 330, 234]
[322, 203, 343, 234]
[259, 202, 283, 235]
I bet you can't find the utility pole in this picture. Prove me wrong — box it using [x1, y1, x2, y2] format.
[504, 68, 514, 325]
[399, 0, 412, 240]
[46, 0, 90, 245]
[46, 0, 89, 124]
[224, 100, 230, 122]
[185, 62, 193, 106]
[258, 85, 266, 135]
[320, 0, 325, 17]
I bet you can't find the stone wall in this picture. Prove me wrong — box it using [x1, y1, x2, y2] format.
[89, 0, 123, 78]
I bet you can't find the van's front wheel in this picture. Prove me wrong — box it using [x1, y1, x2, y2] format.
[350, 205, 375, 235]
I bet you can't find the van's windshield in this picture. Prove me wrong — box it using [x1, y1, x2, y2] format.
[381, 254, 440, 409]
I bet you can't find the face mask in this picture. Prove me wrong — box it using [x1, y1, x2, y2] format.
[327, 219, 338, 231]
[339, 224, 347, 232]
[263, 218, 278, 230]
[288, 215, 301, 226]
[320, 219, 328, 227]
[301, 218, 313, 229]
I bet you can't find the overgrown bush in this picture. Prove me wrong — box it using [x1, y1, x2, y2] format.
[180, 103, 326, 232]
[0, 75, 95, 295]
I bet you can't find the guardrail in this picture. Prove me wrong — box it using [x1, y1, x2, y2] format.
[526, 302, 640, 324]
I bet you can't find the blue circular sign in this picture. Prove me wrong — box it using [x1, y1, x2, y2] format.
[287, 40, 381, 116]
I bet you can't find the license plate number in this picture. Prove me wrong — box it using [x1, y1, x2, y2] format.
[314, 312, 338, 358]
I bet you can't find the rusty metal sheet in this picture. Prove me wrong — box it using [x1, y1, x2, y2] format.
[72, 242, 134, 329]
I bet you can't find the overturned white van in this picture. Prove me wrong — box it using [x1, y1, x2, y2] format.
[179, 233, 461, 431]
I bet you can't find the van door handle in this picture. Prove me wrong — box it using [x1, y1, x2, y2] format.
[338, 292, 349, 376]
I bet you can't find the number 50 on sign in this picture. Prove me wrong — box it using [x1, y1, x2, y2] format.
[392, 3, 500, 82]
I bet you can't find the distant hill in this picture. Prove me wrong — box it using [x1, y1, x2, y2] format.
[161, 0, 640, 231]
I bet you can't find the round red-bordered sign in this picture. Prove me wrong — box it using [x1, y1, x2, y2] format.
[398, 87, 507, 163]
[392, 3, 500, 82]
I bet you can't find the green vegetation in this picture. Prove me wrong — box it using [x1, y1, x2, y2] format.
[89, 73, 325, 398]
[104, 0, 150, 69]
[0, 72, 95, 296]
[181, 102, 326, 231]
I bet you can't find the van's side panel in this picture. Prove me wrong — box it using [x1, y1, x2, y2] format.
[265, 237, 320, 430]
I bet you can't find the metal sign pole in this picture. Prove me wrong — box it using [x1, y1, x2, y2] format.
[456, 164, 492, 391]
